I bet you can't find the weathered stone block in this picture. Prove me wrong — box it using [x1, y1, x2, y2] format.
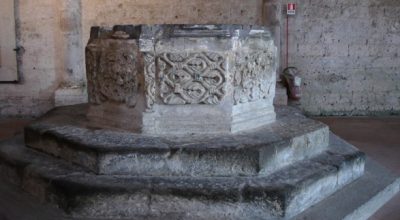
[86, 25, 277, 135]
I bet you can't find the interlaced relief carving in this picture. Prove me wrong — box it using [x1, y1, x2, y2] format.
[234, 50, 275, 105]
[86, 36, 138, 108]
[158, 52, 227, 105]
[143, 53, 156, 111]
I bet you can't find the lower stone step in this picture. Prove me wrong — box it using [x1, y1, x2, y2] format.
[294, 157, 400, 220]
[0, 134, 364, 219]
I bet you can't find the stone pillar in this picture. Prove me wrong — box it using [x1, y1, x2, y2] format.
[55, 0, 88, 107]
[262, 0, 282, 75]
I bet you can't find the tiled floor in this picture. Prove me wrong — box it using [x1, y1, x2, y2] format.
[0, 117, 399, 219]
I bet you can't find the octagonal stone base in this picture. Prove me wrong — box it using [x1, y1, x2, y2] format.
[86, 25, 277, 135]
[0, 105, 369, 220]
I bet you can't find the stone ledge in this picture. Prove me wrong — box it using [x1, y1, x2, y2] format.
[54, 87, 88, 108]
[294, 157, 400, 220]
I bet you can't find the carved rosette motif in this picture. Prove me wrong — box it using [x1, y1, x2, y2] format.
[86, 38, 138, 108]
[233, 50, 275, 105]
[157, 52, 227, 105]
[143, 53, 156, 112]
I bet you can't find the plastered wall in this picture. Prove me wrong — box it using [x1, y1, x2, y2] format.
[0, 0, 60, 116]
[283, 0, 400, 115]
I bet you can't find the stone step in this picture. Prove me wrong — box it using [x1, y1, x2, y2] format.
[0, 134, 365, 219]
[24, 105, 329, 177]
[294, 157, 400, 220]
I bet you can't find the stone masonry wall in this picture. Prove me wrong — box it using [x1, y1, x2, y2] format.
[1, 0, 399, 117]
[81, 0, 264, 45]
[283, 0, 400, 115]
[0, 0, 264, 117]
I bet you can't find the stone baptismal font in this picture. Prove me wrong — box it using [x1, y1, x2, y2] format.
[85, 25, 277, 135]
[0, 25, 368, 219]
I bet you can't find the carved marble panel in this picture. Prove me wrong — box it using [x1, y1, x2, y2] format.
[234, 50, 275, 105]
[86, 25, 277, 134]
[86, 37, 139, 107]
[143, 52, 156, 111]
[158, 52, 227, 105]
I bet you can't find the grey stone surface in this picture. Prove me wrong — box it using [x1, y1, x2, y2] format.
[25, 105, 329, 176]
[85, 25, 278, 135]
[0, 133, 364, 219]
[0, 143, 398, 220]
[294, 157, 400, 220]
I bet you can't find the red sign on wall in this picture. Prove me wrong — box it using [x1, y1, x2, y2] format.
[287, 3, 296, 15]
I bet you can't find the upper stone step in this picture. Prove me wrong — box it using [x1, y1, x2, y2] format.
[25, 105, 329, 177]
